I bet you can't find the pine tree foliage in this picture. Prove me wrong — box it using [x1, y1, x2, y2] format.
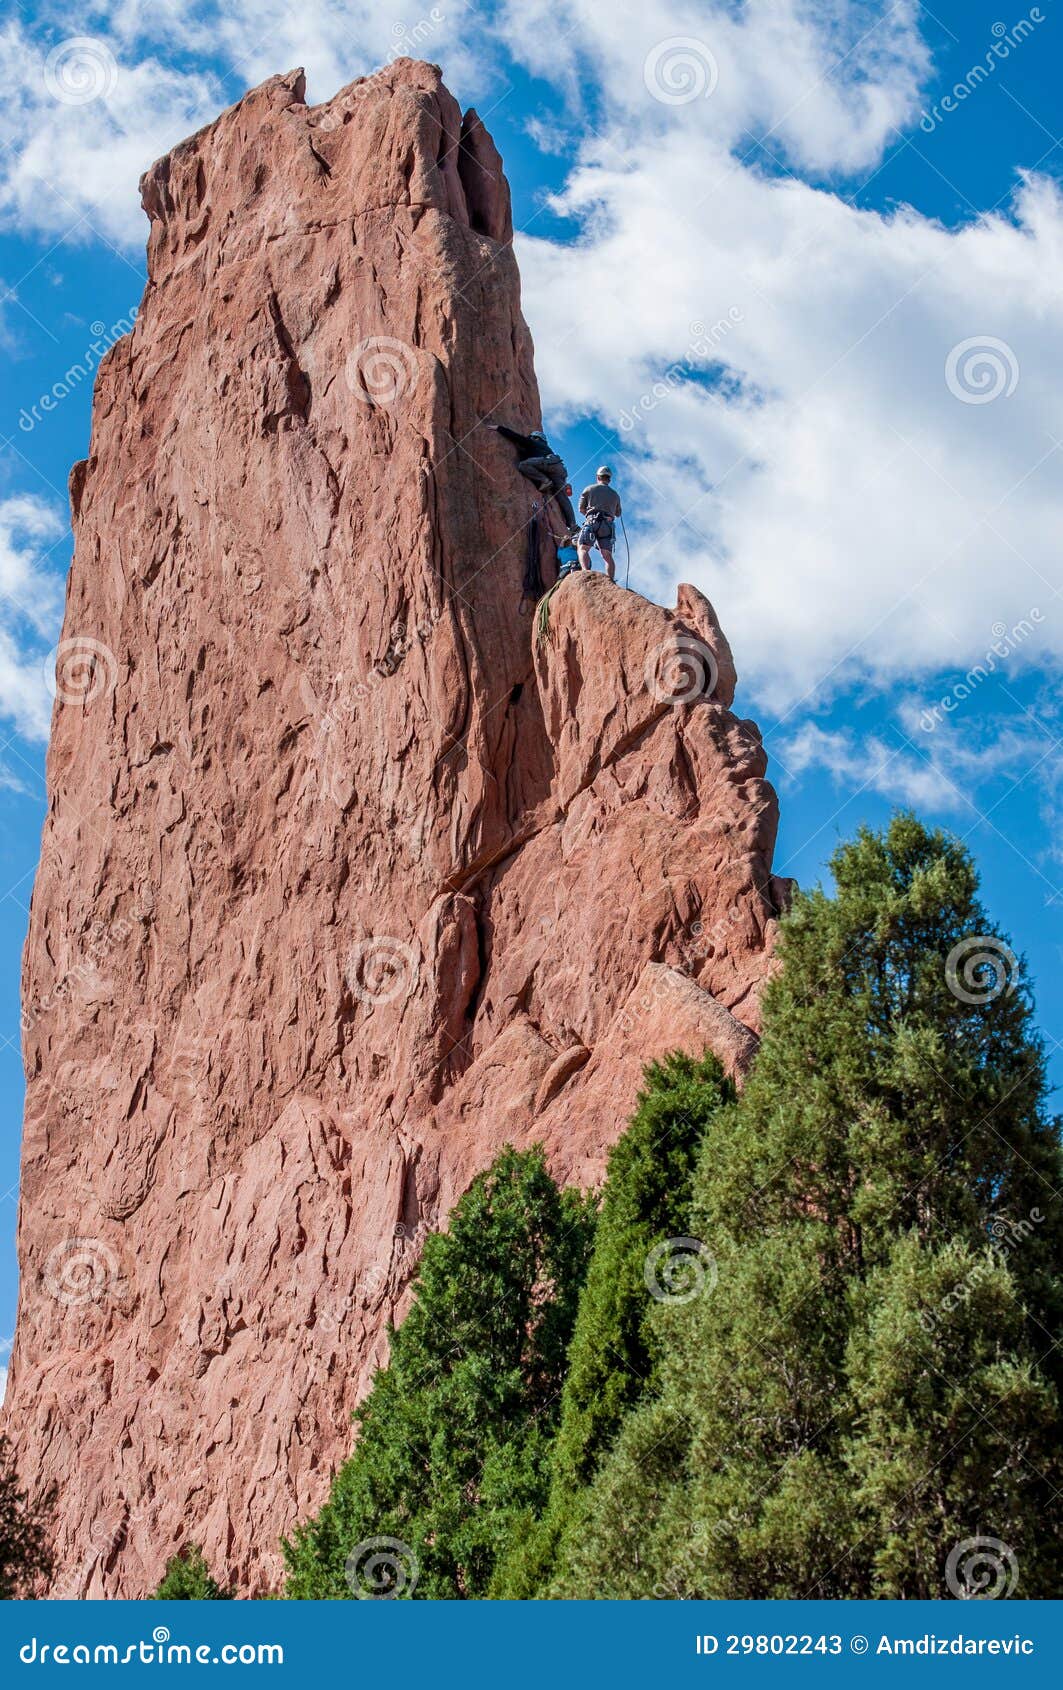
[0, 1434, 52, 1598]
[282, 1146, 596, 1598]
[493, 1053, 733, 1597]
[557, 816, 1063, 1599]
[153, 1543, 231, 1599]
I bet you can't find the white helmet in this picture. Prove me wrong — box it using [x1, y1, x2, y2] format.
[597, 465, 613, 480]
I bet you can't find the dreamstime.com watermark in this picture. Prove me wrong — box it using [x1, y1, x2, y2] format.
[43, 36, 118, 106]
[644, 37, 719, 104]
[918, 610, 1043, 730]
[17, 307, 138, 433]
[945, 1535, 1019, 1599]
[19, 1629, 283, 1666]
[345, 1537, 420, 1598]
[43, 636, 119, 707]
[387, 9, 445, 61]
[919, 1209, 1043, 1334]
[22, 904, 146, 1036]
[920, 12, 1047, 133]
[945, 934, 1019, 1004]
[645, 633, 719, 706]
[945, 336, 1019, 403]
[618, 312, 743, 431]
[644, 1237, 717, 1303]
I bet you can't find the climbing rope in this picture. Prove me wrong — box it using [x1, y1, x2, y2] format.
[535, 582, 561, 647]
[620, 513, 632, 590]
[520, 500, 546, 610]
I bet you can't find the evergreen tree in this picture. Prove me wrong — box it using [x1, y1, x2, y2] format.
[559, 815, 1063, 1598]
[493, 1053, 733, 1597]
[0, 1435, 52, 1598]
[153, 1544, 231, 1598]
[283, 1147, 595, 1598]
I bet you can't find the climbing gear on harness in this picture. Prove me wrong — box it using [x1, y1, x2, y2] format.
[579, 511, 616, 551]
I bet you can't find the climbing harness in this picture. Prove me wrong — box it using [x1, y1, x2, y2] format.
[578, 510, 615, 551]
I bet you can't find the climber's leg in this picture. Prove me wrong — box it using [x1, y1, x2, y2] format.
[550, 477, 577, 530]
[517, 460, 552, 496]
[577, 513, 599, 573]
[599, 545, 616, 583]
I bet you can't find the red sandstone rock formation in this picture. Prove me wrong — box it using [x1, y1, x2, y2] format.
[2, 60, 788, 1596]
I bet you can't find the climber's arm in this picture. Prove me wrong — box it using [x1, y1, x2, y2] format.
[495, 424, 536, 453]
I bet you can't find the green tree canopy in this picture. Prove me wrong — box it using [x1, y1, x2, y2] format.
[494, 1052, 733, 1597]
[153, 1544, 231, 1599]
[283, 1146, 596, 1599]
[557, 814, 1063, 1599]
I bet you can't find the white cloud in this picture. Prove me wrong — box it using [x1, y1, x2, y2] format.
[782, 707, 1063, 825]
[498, 0, 929, 174]
[0, 22, 223, 248]
[0, 3, 503, 249]
[3, 1, 1061, 729]
[0, 496, 67, 742]
[516, 115, 1063, 710]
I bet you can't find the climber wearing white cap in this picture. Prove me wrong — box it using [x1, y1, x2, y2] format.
[577, 466, 622, 581]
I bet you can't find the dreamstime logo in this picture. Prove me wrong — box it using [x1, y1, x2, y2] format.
[344, 1536, 419, 1599]
[945, 935, 1018, 1005]
[918, 1207, 1043, 1334]
[945, 337, 1019, 404]
[45, 637, 118, 706]
[644, 1237, 717, 1304]
[43, 37, 118, 106]
[345, 337, 418, 407]
[918, 610, 1043, 731]
[920, 12, 1045, 133]
[347, 937, 420, 1005]
[645, 634, 719, 706]
[387, 9, 446, 61]
[945, 1536, 1018, 1599]
[43, 1237, 122, 1307]
[618, 311, 744, 431]
[18, 305, 138, 434]
[644, 37, 719, 104]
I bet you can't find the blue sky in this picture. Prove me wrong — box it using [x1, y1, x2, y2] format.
[1, 0, 1061, 1379]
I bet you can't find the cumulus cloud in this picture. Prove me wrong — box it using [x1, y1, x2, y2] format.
[781, 687, 1063, 864]
[498, 0, 930, 174]
[2, 0, 1060, 727]
[0, 4, 491, 248]
[521, 163, 1063, 706]
[0, 21, 222, 248]
[0, 496, 67, 742]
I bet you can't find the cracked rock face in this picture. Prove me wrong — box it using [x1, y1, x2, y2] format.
[3, 59, 788, 1596]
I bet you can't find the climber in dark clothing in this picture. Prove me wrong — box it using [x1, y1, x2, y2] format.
[495, 424, 577, 530]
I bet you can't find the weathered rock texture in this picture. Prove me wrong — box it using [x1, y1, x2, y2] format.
[3, 60, 788, 1596]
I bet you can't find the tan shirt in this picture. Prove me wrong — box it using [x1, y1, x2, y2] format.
[579, 482, 622, 517]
